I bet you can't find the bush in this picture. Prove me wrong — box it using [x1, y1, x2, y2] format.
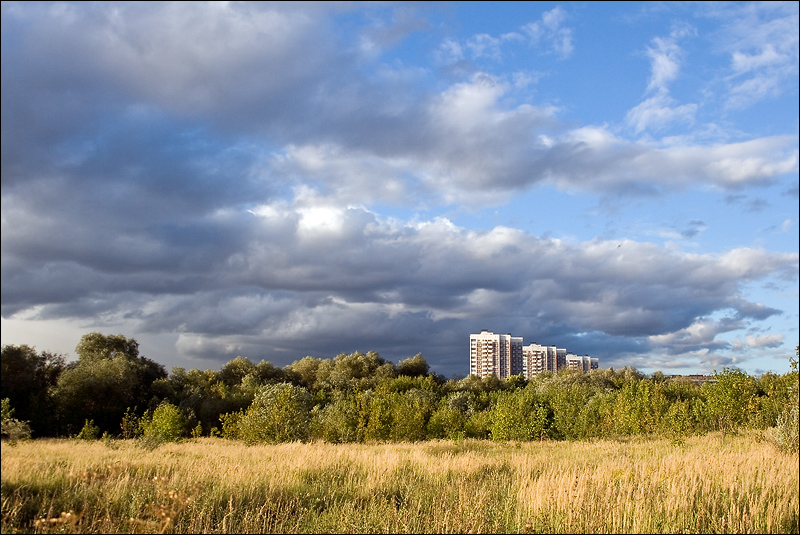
[490, 388, 548, 442]
[237, 383, 313, 444]
[140, 401, 187, 444]
[120, 407, 142, 439]
[76, 419, 100, 440]
[1, 398, 32, 443]
[219, 410, 243, 440]
[772, 350, 799, 453]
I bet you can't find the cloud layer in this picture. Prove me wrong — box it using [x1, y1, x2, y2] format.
[2, 2, 797, 374]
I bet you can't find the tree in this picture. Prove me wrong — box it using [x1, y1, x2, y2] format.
[284, 356, 325, 390]
[218, 357, 256, 387]
[491, 388, 549, 442]
[773, 348, 799, 453]
[310, 390, 362, 443]
[75, 332, 141, 361]
[52, 333, 167, 435]
[396, 354, 430, 377]
[1, 345, 65, 436]
[702, 367, 758, 439]
[1, 398, 32, 443]
[237, 383, 313, 444]
[141, 401, 188, 443]
[323, 351, 390, 391]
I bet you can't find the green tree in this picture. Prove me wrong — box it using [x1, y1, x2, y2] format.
[52, 333, 167, 435]
[491, 387, 549, 442]
[396, 354, 430, 377]
[773, 348, 799, 453]
[1, 345, 65, 436]
[237, 383, 313, 444]
[218, 357, 256, 387]
[702, 367, 758, 439]
[284, 356, 325, 390]
[322, 351, 391, 392]
[389, 388, 437, 441]
[310, 390, 361, 443]
[141, 401, 187, 443]
[1, 398, 32, 443]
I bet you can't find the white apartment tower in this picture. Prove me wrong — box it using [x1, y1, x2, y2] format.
[522, 344, 567, 377]
[470, 330, 523, 378]
[471, 332, 597, 379]
[566, 354, 599, 372]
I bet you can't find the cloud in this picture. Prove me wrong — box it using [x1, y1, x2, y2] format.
[3, 182, 797, 370]
[623, 24, 700, 135]
[648, 317, 743, 355]
[625, 94, 697, 134]
[3, 3, 795, 212]
[731, 333, 785, 351]
[645, 37, 683, 93]
[522, 6, 574, 59]
[745, 334, 784, 348]
[713, 2, 800, 108]
[1, 2, 797, 376]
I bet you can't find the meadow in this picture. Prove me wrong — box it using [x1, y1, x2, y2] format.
[2, 432, 798, 534]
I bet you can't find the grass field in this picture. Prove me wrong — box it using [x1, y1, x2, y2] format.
[2, 432, 798, 533]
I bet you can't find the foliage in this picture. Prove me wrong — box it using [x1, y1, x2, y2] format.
[140, 401, 187, 443]
[309, 390, 363, 443]
[76, 419, 100, 440]
[6, 333, 800, 448]
[396, 353, 430, 377]
[52, 333, 167, 435]
[237, 383, 313, 444]
[491, 387, 549, 441]
[1, 345, 64, 436]
[772, 348, 799, 453]
[702, 367, 759, 438]
[1, 398, 32, 443]
[219, 410, 243, 440]
[120, 407, 143, 439]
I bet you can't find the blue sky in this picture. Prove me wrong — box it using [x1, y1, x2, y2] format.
[1, 1, 798, 377]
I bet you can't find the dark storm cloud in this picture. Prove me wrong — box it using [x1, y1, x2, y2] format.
[6, 199, 796, 372]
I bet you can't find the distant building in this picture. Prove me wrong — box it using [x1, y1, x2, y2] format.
[471, 331, 596, 379]
[565, 354, 599, 373]
[522, 343, 565, 377]
[469, 330, 523, 379]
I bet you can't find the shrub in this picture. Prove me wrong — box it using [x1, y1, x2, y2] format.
[219, 410, 243, 440]
[772, 350, 799, 453]
[76, 419, 100, 440]
[237, 383, 313, 444]
[140, 401, 187, 443]
[490, 388, 548, 442]
[120, 407, 142, 439]
[191, 422, 203, 438]
[1, 398, 32, 443]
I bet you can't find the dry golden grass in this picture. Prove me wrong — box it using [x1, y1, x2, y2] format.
[2, 432, 797, 533]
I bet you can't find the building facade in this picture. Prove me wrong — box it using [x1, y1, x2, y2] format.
[469, 330, 523, 379]
[471, 331, 596, 379]
[565, 354, 599, 373]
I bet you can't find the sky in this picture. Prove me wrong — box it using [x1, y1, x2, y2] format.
[1, 1, 798, 378]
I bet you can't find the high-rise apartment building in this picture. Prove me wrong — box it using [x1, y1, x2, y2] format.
[522, 343, 565, 377]
[469, 330, 523, 378]
[471, 332, 596, 379]
[566, 354, 599, 372]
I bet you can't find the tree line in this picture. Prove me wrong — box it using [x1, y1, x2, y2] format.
[1, 333, 798, 452]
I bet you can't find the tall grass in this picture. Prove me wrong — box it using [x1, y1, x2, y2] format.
[2, 432, 797, 533]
